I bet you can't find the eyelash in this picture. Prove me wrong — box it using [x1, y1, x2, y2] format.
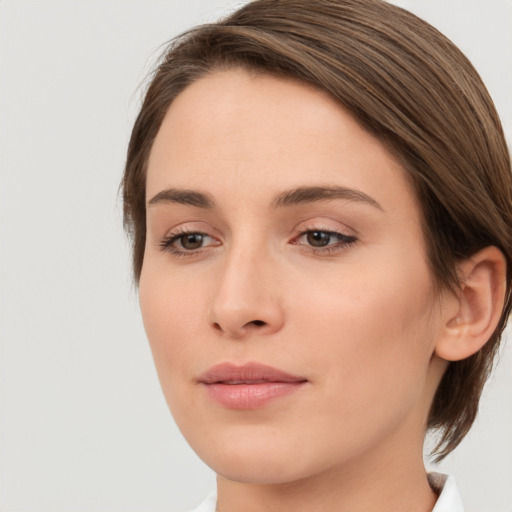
[159, 228, 357, 257]
[292, 229, 357, 255]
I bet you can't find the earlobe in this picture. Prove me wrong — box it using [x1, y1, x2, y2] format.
[435, 246, 507, 362]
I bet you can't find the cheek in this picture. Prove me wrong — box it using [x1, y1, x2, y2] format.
[138, 267, 207, 388]
[289, 252, 437, 406]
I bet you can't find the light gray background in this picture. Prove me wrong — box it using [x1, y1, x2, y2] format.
[1, 1, 511, 511]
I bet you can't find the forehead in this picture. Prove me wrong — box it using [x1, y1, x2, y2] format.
[146, 68, 418, 219]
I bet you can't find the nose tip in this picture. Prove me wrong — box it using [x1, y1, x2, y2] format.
[208, 257, 285, 339]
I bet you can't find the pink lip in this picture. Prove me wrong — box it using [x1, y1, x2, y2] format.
[199, 362, 308, 409]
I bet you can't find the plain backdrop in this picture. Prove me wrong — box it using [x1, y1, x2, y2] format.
[1, 1, 511, 511]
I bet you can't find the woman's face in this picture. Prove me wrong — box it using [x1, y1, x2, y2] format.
[140, 69, 447, 484]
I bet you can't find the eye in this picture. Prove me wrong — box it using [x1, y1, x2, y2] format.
[160, 230, 219, 255]
[293, 229, 357, 253]
[178, 233, 207, 250]
[305, 231, 335, 247]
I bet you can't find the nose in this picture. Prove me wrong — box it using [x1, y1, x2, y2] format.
[208, 243, 285, 339]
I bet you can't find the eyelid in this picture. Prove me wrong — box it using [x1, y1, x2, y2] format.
[159, 220, 222, 243]
[293, 218, 357, 238]
[292, 229, 356, 245]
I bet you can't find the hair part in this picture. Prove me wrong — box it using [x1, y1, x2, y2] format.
[122, 0, 512, 461]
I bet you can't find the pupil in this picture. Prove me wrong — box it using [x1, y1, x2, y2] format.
[307, 231, 330, 247]
[181, 233, 203, 250]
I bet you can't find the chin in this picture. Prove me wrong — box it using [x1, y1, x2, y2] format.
[182, 423, 350, 486]
[209, 452, 313, 485]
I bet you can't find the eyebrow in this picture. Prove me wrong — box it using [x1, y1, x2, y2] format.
[270, 185, 383, 210]
[147, 185, 383, 211]
[148, 188, 215, 208]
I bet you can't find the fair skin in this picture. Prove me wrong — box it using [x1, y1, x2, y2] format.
[139, 69, 505, 512]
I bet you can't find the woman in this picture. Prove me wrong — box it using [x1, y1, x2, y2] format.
[122, 1, 512, 510]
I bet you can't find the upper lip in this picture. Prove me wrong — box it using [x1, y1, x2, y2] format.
[199, 362, 307, 384]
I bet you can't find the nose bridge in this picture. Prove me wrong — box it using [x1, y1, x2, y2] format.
[209, 233, 284, 337]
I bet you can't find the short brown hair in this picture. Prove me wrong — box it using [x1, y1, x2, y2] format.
[122, 0, 512, 461]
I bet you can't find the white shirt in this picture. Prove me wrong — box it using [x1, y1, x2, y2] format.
[429, 473, 464, 512]
[188, 472, 464, 512]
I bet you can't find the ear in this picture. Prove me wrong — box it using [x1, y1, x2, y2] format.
[435, 246, 507, 362]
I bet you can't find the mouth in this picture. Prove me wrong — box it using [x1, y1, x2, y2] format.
[199, 362, 308, 409]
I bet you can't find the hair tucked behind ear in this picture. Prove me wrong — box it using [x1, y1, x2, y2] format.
[122, 0, 512, 461]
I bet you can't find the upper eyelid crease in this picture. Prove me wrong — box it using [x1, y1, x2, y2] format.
[147, 185, 383, 211]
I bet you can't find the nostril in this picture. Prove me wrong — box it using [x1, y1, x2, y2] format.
[250, 320, 266, 327]
[213, 322, 223, 331]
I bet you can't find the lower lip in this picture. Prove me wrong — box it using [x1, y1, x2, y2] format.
[203, 382, 306, 409]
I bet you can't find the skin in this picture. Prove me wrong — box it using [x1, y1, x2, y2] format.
[139, 69, 495, 512]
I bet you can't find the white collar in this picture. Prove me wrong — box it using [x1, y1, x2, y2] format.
[191, 472, 464, 512]
[429, 472, 465, 512]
